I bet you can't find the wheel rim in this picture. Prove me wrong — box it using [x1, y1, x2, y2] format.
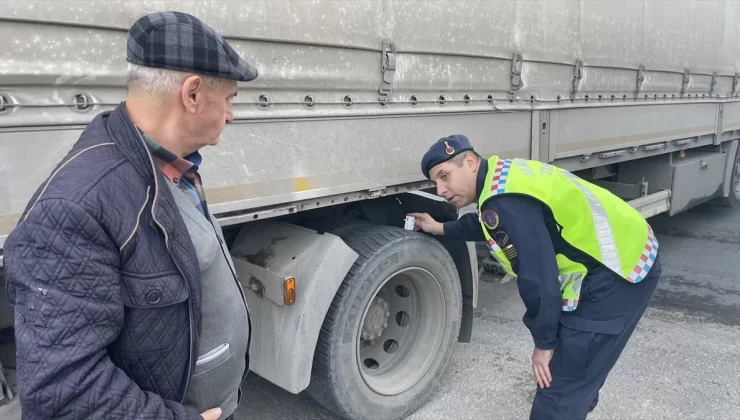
[356, 266, 447, 396]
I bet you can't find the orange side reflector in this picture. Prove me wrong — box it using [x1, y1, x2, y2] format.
[285, 277, 296, 305]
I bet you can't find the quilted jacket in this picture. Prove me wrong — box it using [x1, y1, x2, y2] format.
[4, 103, 205, 420]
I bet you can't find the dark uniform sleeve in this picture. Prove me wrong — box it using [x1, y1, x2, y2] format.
[442, 212, 486, 242]
[483, 195, 562, 350]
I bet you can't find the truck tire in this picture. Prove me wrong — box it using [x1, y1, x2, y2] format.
[307, 224, 462, 420]
[721, 145, 740, 207]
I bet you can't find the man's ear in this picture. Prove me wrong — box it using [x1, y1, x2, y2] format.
[466, 153, 479, 171]
[181, 75, 205, 114]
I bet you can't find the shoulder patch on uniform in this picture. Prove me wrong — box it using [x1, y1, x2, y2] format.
[481, 210, 499, 230]
[494, 230, 509, 246]
[502, 244, 518, 260]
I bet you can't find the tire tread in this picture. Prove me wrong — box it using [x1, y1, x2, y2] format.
[307, 224, 458, 419]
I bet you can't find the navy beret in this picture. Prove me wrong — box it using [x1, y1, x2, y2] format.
[421, 135, 475, 178]
[127, 11, 258, 82]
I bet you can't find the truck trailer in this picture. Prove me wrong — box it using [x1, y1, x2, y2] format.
[1, 1, 739, 419]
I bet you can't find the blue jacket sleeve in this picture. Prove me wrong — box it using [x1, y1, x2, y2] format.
[443, 212, 486, 242]
[483, 195, 562, 350]
[4, 198, 201, 420]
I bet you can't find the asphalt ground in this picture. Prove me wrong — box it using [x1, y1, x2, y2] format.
[237, 201, 740, 420]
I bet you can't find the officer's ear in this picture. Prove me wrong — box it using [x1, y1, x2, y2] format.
[465, 152, 479, 171]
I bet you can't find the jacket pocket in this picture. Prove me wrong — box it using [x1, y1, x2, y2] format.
[185, 342, 243, 414]
[111, 271, 189, 354]
[118, 271, 189, 308]
[195, 343, 231, 373]
[556, 314, 625, 381]
[108, 344, 189, 401]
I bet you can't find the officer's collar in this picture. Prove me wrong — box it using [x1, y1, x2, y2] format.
[475, 159, 488, 199]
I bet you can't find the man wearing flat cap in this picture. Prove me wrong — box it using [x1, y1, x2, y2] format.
[408, 135, 663, 420]
[4, 11, 257, 420]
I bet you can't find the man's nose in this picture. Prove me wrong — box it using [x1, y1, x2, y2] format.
[436, 183, 447, 196]
[225, 107, 234, 124]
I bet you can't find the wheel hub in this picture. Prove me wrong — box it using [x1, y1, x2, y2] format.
[356, 267, 447, 397]
[361, 296, 390, 340]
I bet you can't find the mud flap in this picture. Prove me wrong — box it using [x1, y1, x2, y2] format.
[0, 362, 11, 405]
[0, 392, 21, 420]
[229, 221, 358, 394]
[0, 361, 13, 407]
[0, 360, 20, 420]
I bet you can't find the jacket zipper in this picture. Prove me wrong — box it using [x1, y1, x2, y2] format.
[209, 217, 252, 382]
[134, 130, 195, 403]
[211, 221, 249, 317]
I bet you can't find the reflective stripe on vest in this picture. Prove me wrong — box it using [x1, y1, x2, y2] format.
[560, 170, 623, 275]
[478, 156, 659, 312]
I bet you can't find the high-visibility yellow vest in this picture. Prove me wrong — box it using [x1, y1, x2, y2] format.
[477, 156, 659, 312]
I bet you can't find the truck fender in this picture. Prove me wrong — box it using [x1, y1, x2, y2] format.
[229, 221, 358, 394]
[722, 139, 739, 199]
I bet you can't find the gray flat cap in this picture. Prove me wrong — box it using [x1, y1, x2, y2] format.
[126, 11, 258, 82]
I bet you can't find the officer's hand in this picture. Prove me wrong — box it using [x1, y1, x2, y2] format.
[201, 408, 222, 420]
[531, 347, 554, 388]
[406, 213, 444, 235]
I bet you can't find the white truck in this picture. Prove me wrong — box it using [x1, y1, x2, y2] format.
[1, 1, 739, 419]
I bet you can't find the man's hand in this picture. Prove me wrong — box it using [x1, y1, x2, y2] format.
[201, 408, 222, 420]
[531, 347, 554, 388]
[406, 213, 444, 235]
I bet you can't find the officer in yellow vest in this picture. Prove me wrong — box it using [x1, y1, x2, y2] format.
[408, 134, 662, 420]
